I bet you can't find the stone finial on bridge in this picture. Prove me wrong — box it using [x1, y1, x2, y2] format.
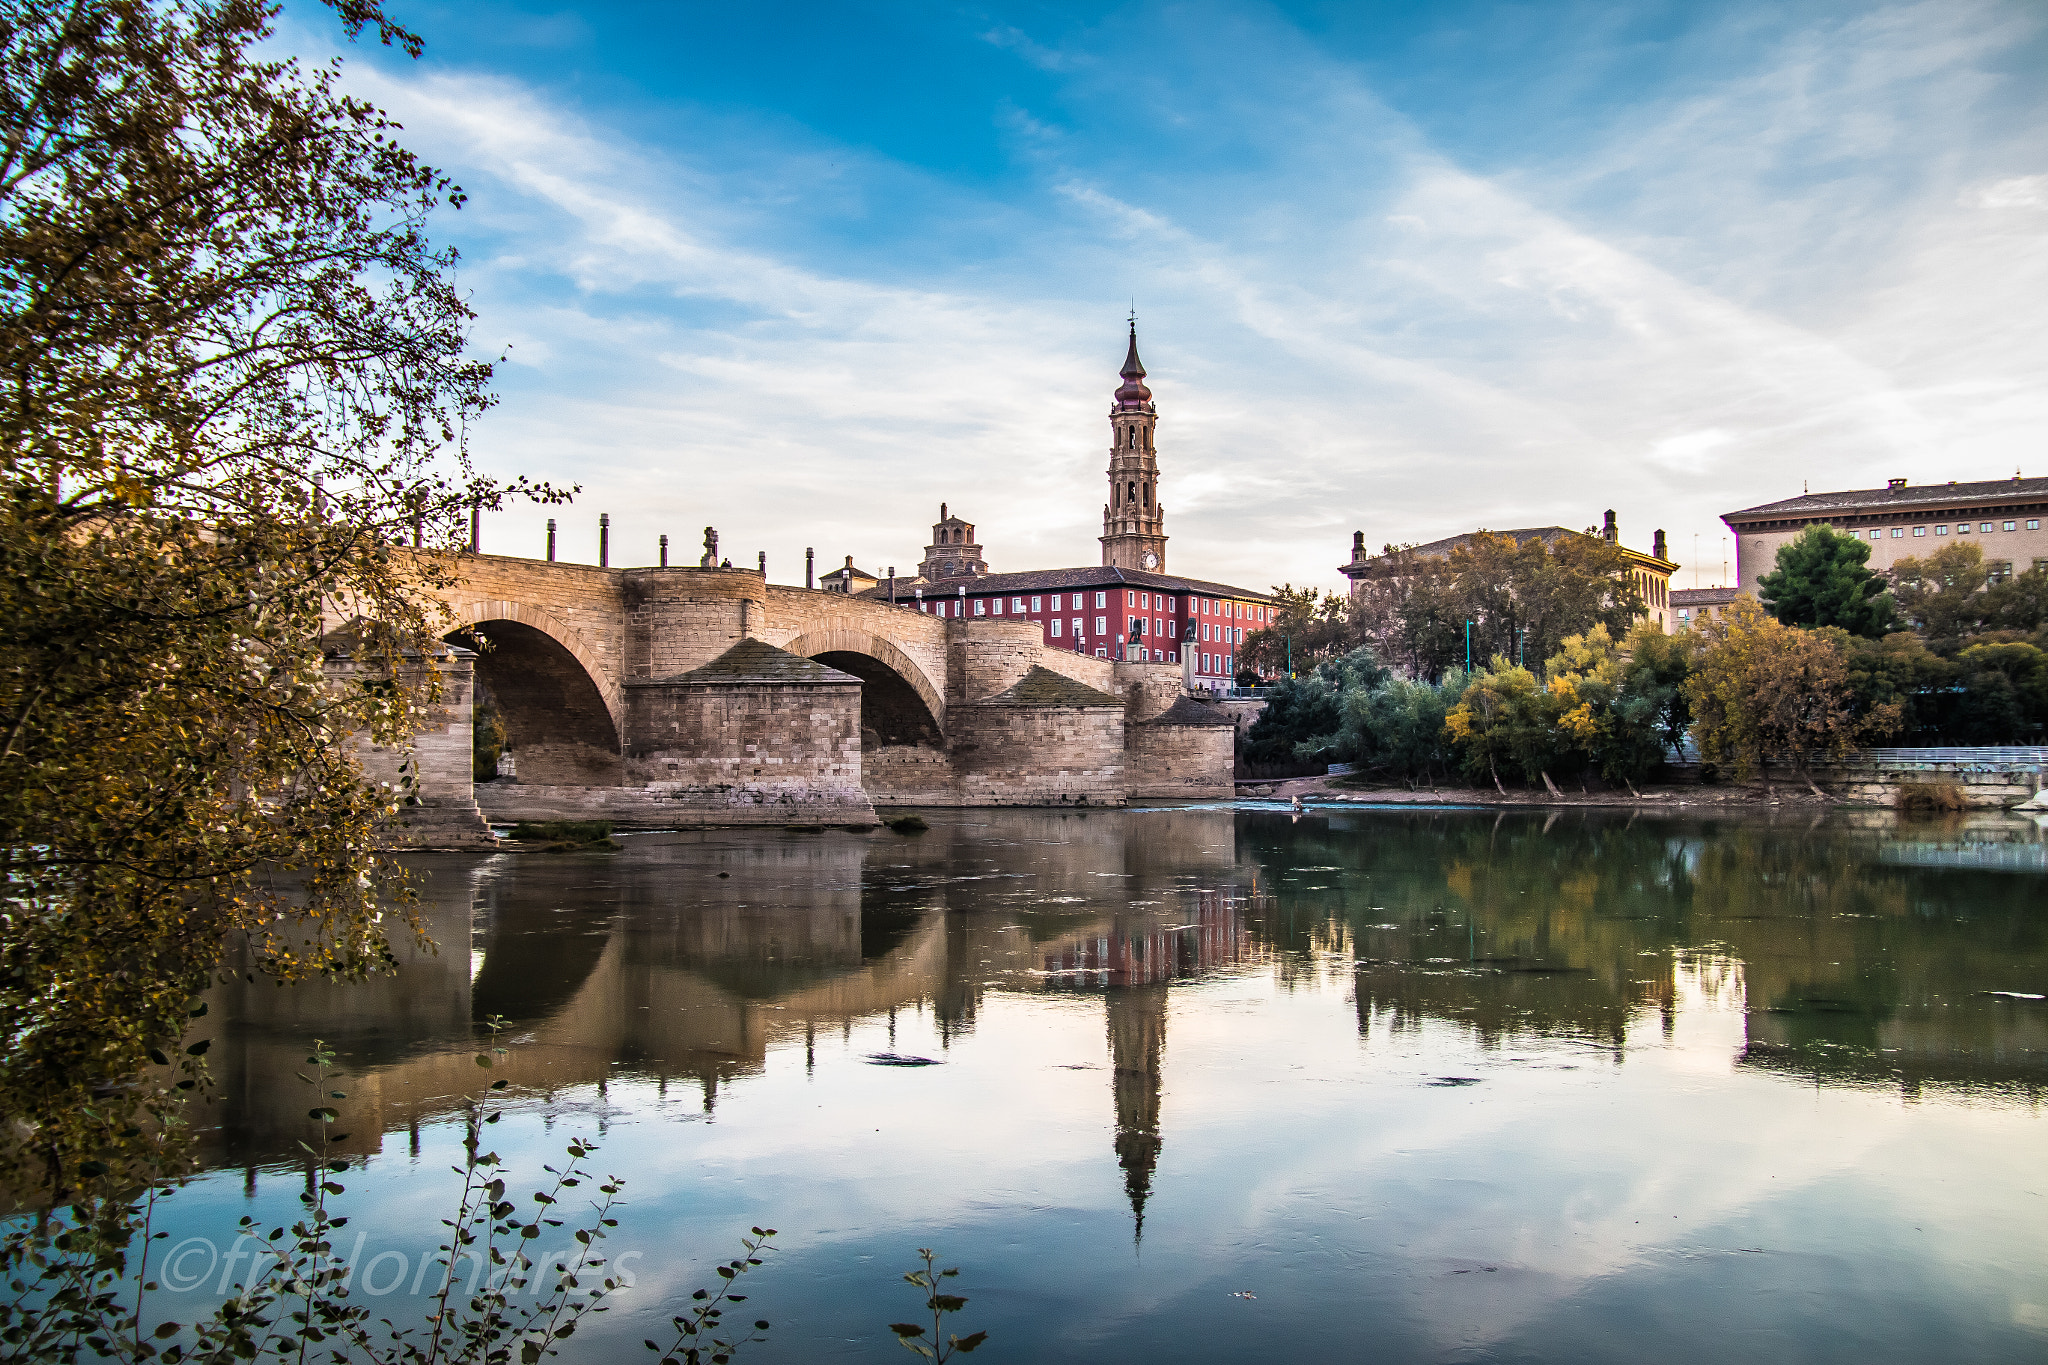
[701, 526, 718, 568]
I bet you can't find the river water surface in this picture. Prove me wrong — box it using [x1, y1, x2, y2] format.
[170, 806, 2046, 1362]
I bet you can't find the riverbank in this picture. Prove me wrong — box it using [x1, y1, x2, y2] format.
[1239, 774, 1938, 810]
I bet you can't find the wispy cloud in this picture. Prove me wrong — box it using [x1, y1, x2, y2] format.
[322, 0, 2047, 591]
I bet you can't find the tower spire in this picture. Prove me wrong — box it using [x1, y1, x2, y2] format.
[1101, 318, 1166, 574]
[1115, 315, 1151, 409]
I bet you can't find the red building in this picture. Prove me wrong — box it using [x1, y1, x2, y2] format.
[869, 564, 1274, 687]
[857, 323, 1274, 688]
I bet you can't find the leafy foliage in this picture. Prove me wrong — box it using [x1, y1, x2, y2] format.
[1240, 649, 1387, 768]
[888, 1250, 986, 1362]
[1683, 600, 1901, 781]
[1344, 531, 1648, 681]
[1757, 526, 1896, 636]
[0, 0, 567, 1194]
[0, 1027, 669, 1365]
[1239, 585, 1352, 677]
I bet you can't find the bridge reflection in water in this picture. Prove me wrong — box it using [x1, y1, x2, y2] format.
[192, 807, 2047, 1231]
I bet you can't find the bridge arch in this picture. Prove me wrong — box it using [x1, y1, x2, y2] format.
[448, 603, 623, 786]
[780, 627, 946, 744]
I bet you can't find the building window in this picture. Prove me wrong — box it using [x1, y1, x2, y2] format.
[2035, 559, 2048, 574]
[1867, 529, 1880, 541]
[1050, 619, 1062, 637]
[1982, 522, 1995, 533]
[974, 600, 986, 616]
[1956, 524, 1968, 535]
[1891, 527, 1904, 538]
[1937, 525, 1949, 535]
[1914, 526, 1926, 536]
[2029, 520, 2041, 531]
[1095, 616, 1107, 634]
[1031, 596, 1041, 611]
[1991, 560, 2014, 582]
[990, 599, 1001, 615]
[1168, 651, 1176, 663]
[2004, 521, 2018, 532]
[1095, 592, 1106, 608]
[1096, 648, 1107, 658]
[1127, 591, 1136, 606]
[1073, 617, 1083, 637]
[1167, 597, 1176, 613]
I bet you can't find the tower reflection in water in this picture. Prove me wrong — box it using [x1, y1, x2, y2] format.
[1036, 888, 1254, 1238]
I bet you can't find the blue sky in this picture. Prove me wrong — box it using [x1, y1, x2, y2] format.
[289, 0, 2048, 592]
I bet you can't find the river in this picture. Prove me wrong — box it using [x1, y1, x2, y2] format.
[161, 805, 2046, 1362]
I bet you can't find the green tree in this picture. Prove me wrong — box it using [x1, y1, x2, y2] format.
[1347, 531, 1647, 680]
[1888, 541, 1990, 643]
[0, 0, 561, 1194]
[1950, 642, 2048, 744]
[1329, 675, 1459, 788]
[1684, 600, 1900, 784]
[1982, 562, 2048, 635]
[1758, 525, 1896, 636]
[1840, 632, 1956, 742]
[1241, 647, 1385, 768]
[1544, 626, 1670, 786]
[1241, 584, 1355, 677]
[1444, 661, 1565, 792]
[1623, 624, 1697, 760]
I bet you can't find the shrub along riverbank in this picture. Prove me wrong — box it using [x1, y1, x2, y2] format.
[1243, 598, 2048, 793]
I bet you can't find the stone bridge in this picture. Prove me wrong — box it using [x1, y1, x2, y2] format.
[357, 555, 1236, 841]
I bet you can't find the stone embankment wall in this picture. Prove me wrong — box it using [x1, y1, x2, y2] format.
[1669, 751, 2047, 809]
[1809, 756, 2046, 809]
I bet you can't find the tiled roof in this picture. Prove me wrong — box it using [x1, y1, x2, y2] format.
[1138, 695, 1236, 727]
[1671, 587, 1744, 607]
[855, 564, 1273, 603]
[1724, 476, 2048, 522]
[982, 665, 1121, 708]
[644, 638, 858, 686]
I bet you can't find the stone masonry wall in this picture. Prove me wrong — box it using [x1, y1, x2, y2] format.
[863, 744, 954, 803]
[329, 648, 493, 848]
[1114, 662, 1187, 722]
[624, 568, 768, 681]
[1126, 723, 1235, 799]
[622, 677, 874, 822]
[948, 702, 1126, 806]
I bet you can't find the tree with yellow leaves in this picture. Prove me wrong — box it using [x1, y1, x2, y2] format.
[1684, 600, 1900, 787]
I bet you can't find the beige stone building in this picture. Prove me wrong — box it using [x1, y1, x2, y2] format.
[1723, 475, 2048, 591]
[1670, 586, 1745, 629]
[1340, 511, 1679, 633]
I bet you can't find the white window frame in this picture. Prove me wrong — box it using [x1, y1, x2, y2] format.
[1095, 592, 1107, 608]
[1050, 619, 1062, 637]
[1914, 526, 1926, 537]
[1095, 616, 1107, 634]
[974, 599, 986, 616]
[1937, 525, 1949, 535]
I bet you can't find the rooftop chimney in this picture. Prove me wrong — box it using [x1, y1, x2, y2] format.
[1653, 529, 1667, 560]
[1602, 509, 1617, 543]
[1888, 478, 1907, 491]
[1352, 530, 1365, 562]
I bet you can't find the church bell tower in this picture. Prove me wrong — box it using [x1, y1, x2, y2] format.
[1100, 320, 1167, 573]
